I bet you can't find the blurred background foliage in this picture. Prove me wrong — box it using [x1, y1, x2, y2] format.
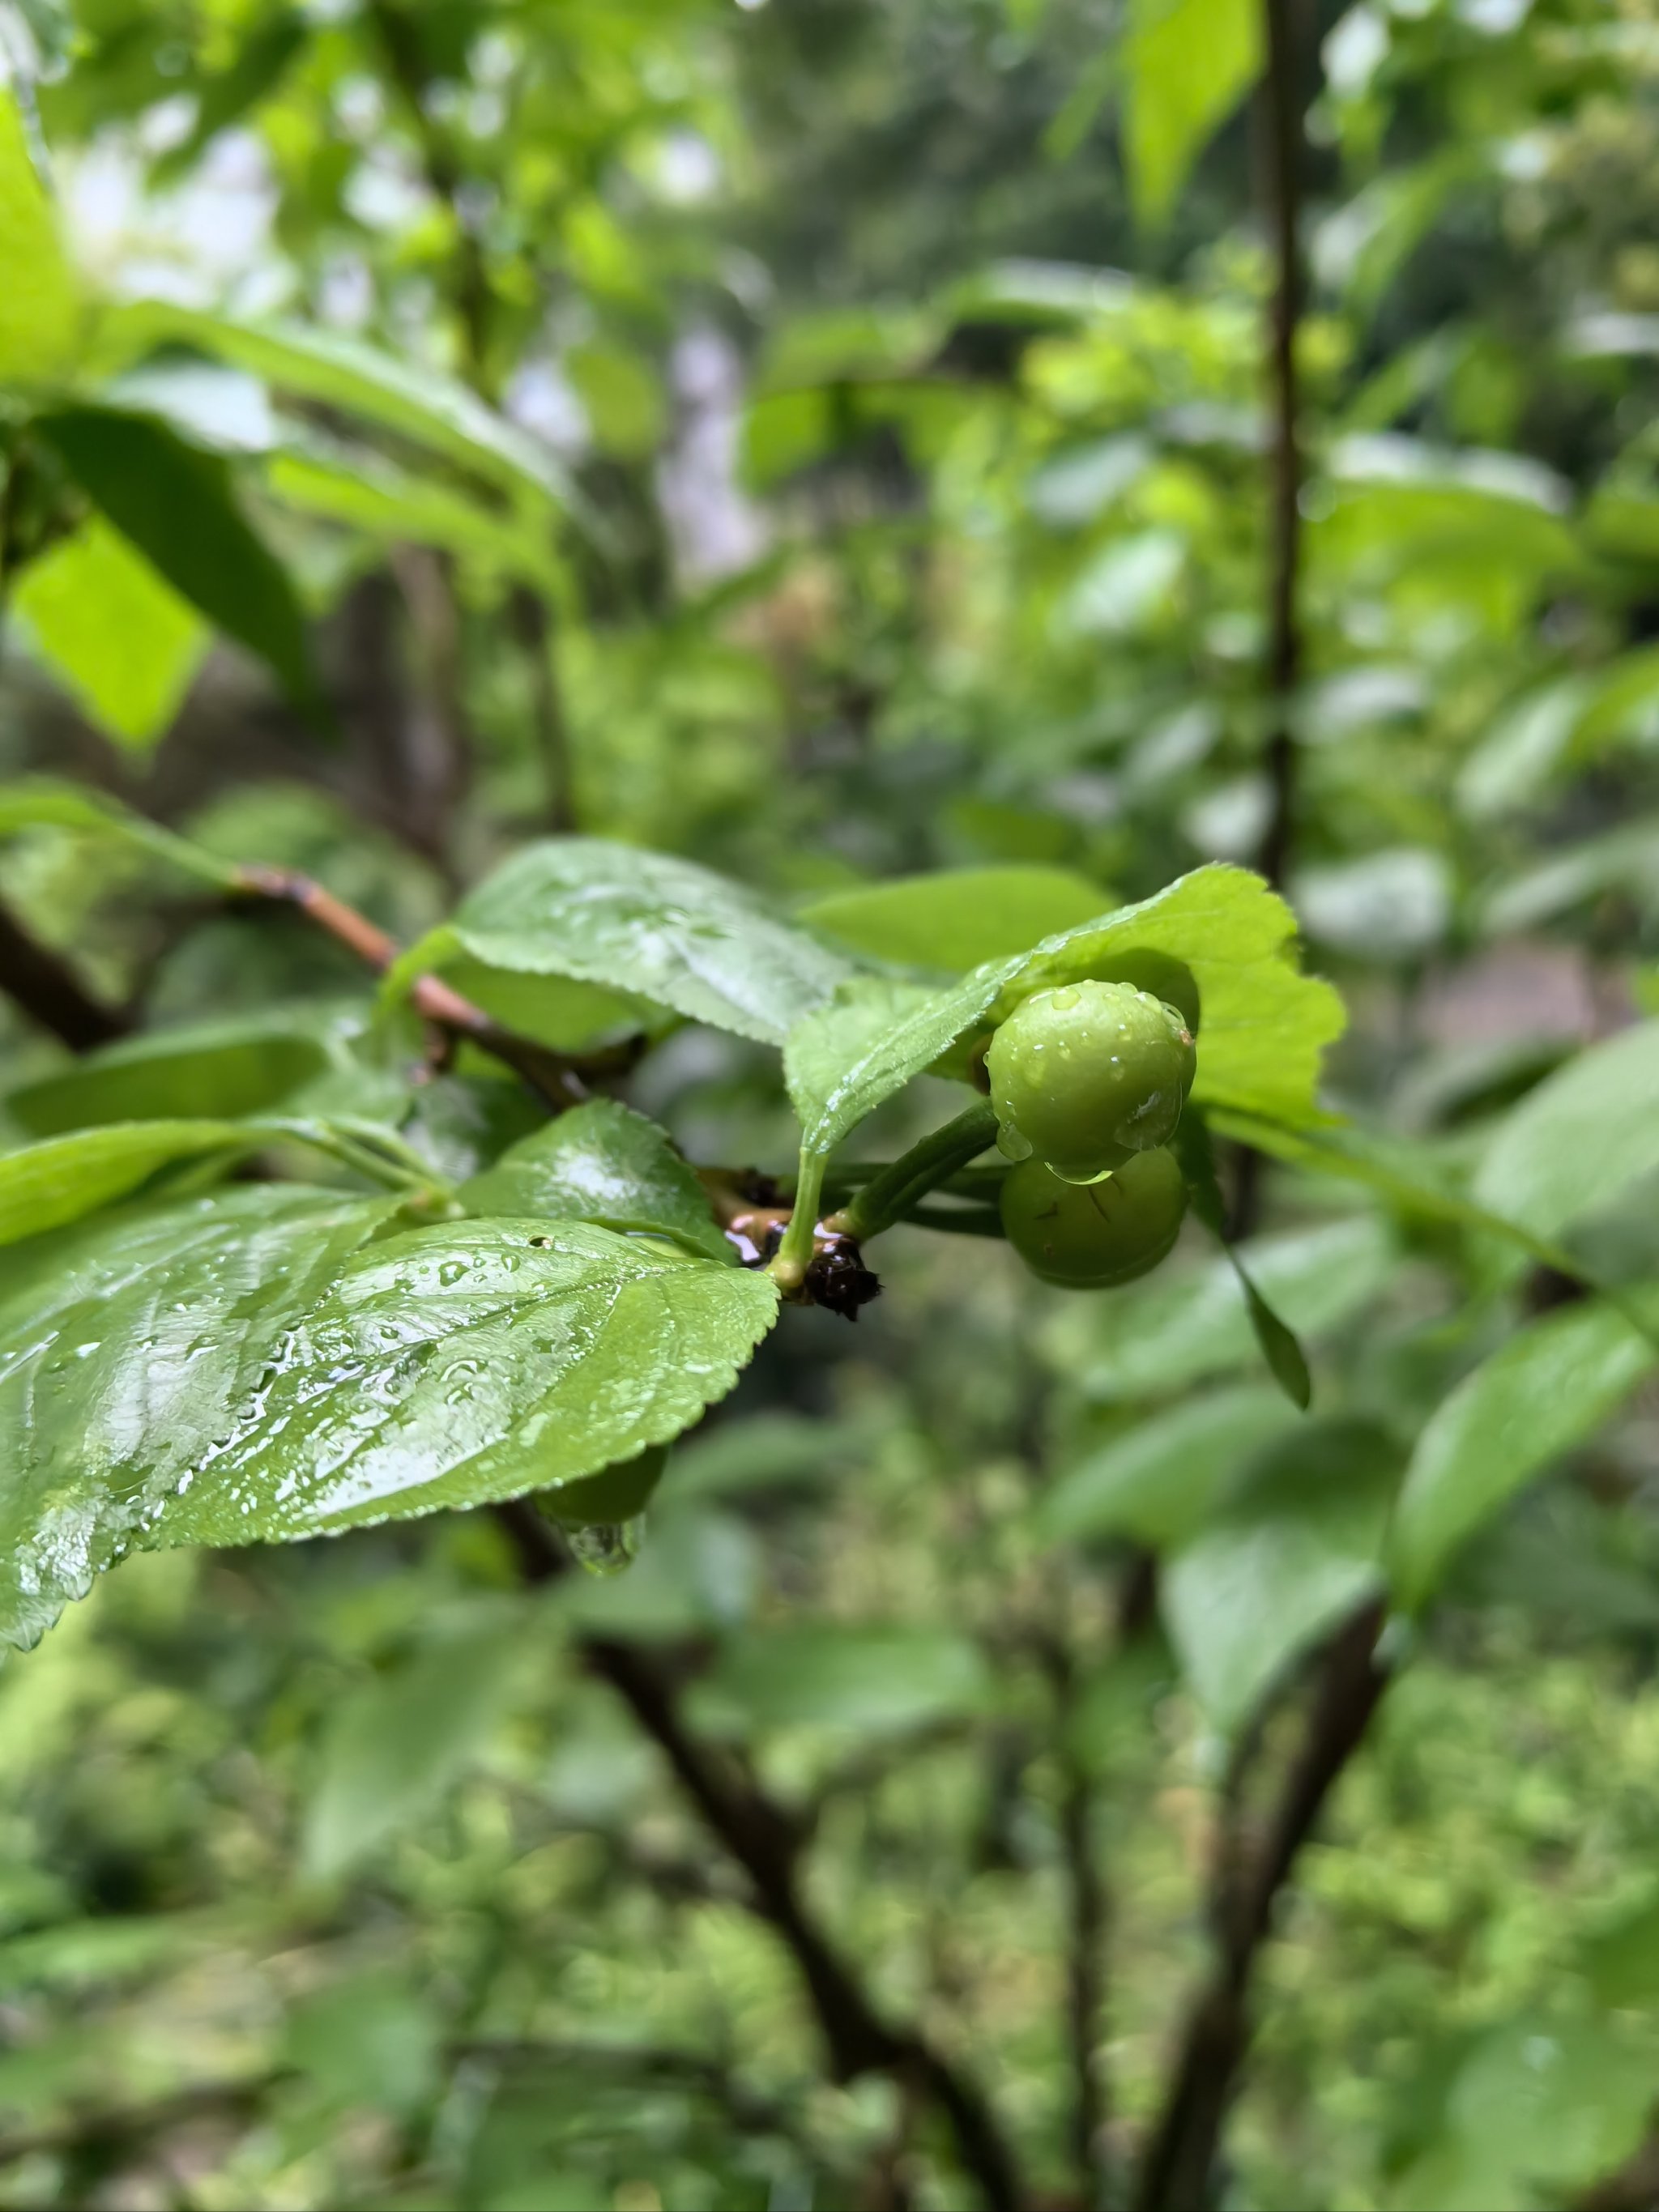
[2, 0, 1659, 2204]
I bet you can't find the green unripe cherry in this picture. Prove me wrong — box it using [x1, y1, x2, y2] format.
[985, 979, 1196, 1184]
[1000, 1149, 1188, 1288]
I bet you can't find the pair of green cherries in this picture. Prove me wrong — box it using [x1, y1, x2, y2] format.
[986, 977, 1196, 1289]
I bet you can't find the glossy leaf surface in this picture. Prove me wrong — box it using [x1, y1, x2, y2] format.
[0, 1187, 394, 1647]
[446, 838, 858, 1045]
[460, 1100, 731, 1265]
[156, 1220, 778, 1545]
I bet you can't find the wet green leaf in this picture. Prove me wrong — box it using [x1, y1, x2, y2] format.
[461, 1099, 731, 1264]
[155, 1220, 778, 1545]
[444, 838, 858, 1045]
[784, 973, 969, 1157]
[0, 1186, 395, 1647]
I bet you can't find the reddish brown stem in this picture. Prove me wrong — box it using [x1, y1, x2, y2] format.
[232, 863, 586, 1110]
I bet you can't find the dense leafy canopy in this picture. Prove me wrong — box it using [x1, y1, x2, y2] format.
[0, 0, 1656, 2202]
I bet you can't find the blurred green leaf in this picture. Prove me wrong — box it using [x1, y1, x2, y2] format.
[103, 302, 576, 517]
[1040, 1383, 1299, 1547]
[695, 1624, 993, 1737]
[36, 406, 313, 706]
[1390, 1302, 1658, 1610]
[1053, 1217, 1392, 1402]
[1121, 0, 1261, 228]
[11, 517, 207, 748]
[0, 1119, 259, 1243]
[4, 1012, 341, 1136]
[1162, 1418, 1397, 1732]
[1473, 1022, 1659, 1241]
[304, 1621, 529, 1878]
[0, 84, 82, 385]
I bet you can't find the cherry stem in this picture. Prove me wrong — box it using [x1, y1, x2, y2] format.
[834, 1099, 1000, 1245]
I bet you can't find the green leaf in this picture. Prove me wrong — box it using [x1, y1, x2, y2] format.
[798, 866, 1113, 971]
[102, 302, 574, 517]
[5, 1012, 345, 1136]
[154, 1221, 778, 1545]
[1051, 1217, 1393, 1402]
[1394, 2016, 1655, 2210]
[0, 1185, 395, 1647]
[262, 441, 560, 590]
[0, 1120, 259, 1245]
[1235, 1254, 1313, 1409]
[784, 974, 977, 1157]
[0, 87, 83, 386]
[443, 839, 859, 1046]
[1039, 1383, 1301, 1548]
[0, 777, 236, 888]
[1122, 0, 1262, 228]
[35, 406, 313, 705]
[11, 518, 207, 749]
[1162, 1418, 1397, 1732]
[303, 1618, 530, 1879]
[693, 1625, 993, 1738]
[1473, 1023, 1659, 1241]
[460, 1100, 731, 1265]
[1389, 1301, 1657, 1610]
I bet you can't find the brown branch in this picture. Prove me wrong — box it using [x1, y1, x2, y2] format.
[497, 1499, 1023, 2211]
[0, 893, 134, 1050]
[1255, 0, 1306, 895]
[1132, 1599, 1388, 2212]
[230, 863, 587, 1110]
[1040, 1636, 1111, 2206]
